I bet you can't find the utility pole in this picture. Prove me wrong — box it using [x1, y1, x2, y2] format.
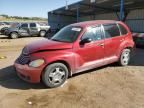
[65, 0, 68, 10]
[120, 0, 124, 21]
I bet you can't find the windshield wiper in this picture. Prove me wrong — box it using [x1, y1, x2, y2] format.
[51, 39, 61, 42]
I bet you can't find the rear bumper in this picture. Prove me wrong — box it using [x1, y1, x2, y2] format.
[14, 62, 43, 83]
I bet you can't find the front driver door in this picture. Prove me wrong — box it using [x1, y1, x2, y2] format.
[19, 23, 29, 36]
[74, 25, 105, 73]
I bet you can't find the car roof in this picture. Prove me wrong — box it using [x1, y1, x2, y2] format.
[71, 20, 119, 28]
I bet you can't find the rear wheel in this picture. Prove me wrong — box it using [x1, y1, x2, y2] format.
[10, 32, 19, 39]
[39, 30, 46, 37]
[42, 63, 68, 88]
[119, 49, 131, 66]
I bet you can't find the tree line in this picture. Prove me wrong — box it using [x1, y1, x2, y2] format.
[0, 14, 47, 21]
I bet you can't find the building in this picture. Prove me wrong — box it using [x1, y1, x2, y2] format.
[48, 0, 144, 33]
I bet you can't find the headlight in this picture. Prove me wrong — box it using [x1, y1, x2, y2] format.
[29, 59, 45, 68]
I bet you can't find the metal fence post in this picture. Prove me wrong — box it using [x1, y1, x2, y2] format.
[77, 5, 79, 22]
[120, 0, 124, 21]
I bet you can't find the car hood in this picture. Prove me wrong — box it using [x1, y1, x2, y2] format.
[8, 27, 18, 31]
[0, 25, 10, 29]
[26, 38, 73, 54]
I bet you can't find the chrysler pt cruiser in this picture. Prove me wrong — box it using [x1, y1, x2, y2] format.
[15, 20, 134, 88]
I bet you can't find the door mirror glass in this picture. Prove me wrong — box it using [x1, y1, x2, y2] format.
[80, 38, 92, 45]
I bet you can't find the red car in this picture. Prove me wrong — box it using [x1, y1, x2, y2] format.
[15, 20, 134, 88]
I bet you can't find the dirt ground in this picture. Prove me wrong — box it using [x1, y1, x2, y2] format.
[0, 35, 144, 108]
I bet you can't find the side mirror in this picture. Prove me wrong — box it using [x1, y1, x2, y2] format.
[18, 26, 21, 29]
[80, 38, 92, 45]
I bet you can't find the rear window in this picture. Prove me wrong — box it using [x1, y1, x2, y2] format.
[103, 24, 120, 38]
[118, 24, 128, 35]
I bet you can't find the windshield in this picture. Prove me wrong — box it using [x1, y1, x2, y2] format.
[10, 23, 20, 28]
[51, 26, 82, 43]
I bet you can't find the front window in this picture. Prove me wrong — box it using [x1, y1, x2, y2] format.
[51, 26, 82, 43]
[21, 23, 28, 28]
[81, 26, 103, 41]
[11, 23, 20, 28]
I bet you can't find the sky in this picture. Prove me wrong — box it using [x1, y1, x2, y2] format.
[0, 0, 80, 18]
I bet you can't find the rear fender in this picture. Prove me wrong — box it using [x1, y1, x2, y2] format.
[117, 40, 134, 58]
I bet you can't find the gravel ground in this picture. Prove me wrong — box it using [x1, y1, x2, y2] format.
[0, 35, 144, 108]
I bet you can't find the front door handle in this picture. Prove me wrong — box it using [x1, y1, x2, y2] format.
[97, 43, 104, 47]
[120, 39, 124, 42]
[100, 43, 104, 46]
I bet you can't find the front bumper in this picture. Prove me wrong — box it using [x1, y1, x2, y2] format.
[14, 62, 44, 83]
[5, 31, 10, 36]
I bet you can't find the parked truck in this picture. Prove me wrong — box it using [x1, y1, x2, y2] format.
[5, 22, 50, 39]
[0, 22, 11, 34]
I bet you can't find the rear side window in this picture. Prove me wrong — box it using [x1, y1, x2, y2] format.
[30, 23, 36, 27]
[82, 26, 103, 41]
[118, 24, 128, 35]
[103, 24, 120, 38]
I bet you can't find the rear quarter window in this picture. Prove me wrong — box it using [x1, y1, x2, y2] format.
[118, 24, 128, 35]
[103, 24, 120, 38]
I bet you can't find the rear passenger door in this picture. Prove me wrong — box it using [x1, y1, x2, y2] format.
[103, 23, 124, 58]
[29, 23, 39, 35]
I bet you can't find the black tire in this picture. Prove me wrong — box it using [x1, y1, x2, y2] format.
[10, 32, 19, 39]
[39, 30, 46, 37]
[42, 63, 69, 88]
[118, 49, 131, 66]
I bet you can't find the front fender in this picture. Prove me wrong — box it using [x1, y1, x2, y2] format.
[30, 50, 75, 75]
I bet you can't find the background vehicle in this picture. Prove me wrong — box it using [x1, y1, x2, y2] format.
[0, 22, 20, 34]
[15, 20, 134, 88]
[133, 33, 144, 47]
[0, 22, 11, 34]
[5, 22, 50, 39]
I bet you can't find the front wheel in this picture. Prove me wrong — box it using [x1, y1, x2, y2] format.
[10, 32, 19, 39]
[119, 49, 131, 66]
[39, 30, 46, 37]
[42, 63, 69, 88]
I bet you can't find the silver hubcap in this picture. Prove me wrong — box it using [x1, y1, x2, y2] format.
[48, 67, 66, 85]
[11, 33, 17, 38]
[121, 51, 130, 65]
[40, 31, 46, 36]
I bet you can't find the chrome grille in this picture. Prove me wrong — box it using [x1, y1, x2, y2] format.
[18, 47, 30, 65]
[18, 54, 30, 65]
[22, 47, 29, 55]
